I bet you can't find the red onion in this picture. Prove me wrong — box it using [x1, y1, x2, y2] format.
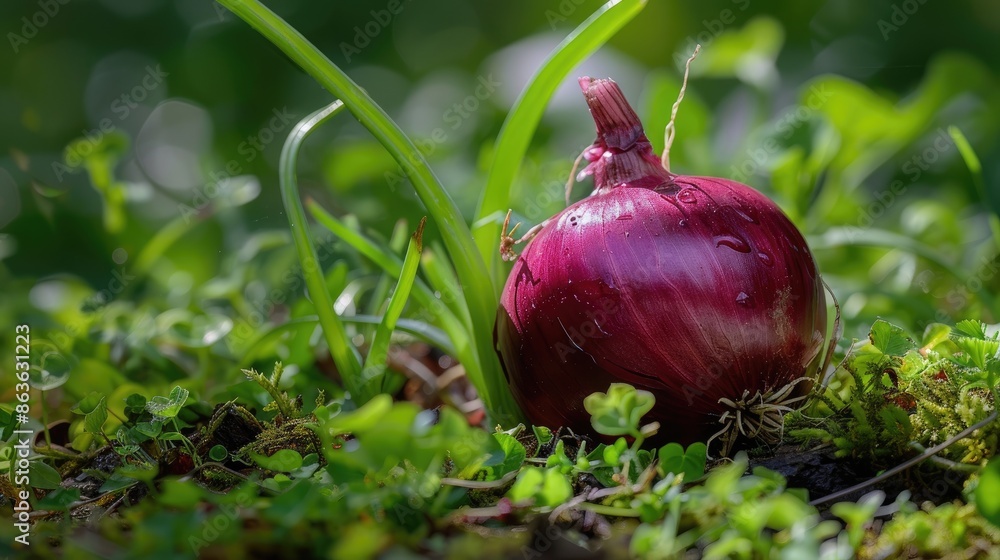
[495, 78, 829, 453]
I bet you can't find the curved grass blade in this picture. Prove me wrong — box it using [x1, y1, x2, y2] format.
[365, 219, 411, 334]
[279, 100, 363, 395]
[215, 0, 521, 423]
[473, 0, 649, 289]
[306, 200, 469, 337]
[306, 200, 478, 391]
[358, 218, 426, 402]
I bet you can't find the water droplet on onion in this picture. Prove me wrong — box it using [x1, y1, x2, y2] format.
[714, 234, 751, 253]
[677, 189, 697, 204]
[757, 252, 773, 266]
[736, 291, 753, 307]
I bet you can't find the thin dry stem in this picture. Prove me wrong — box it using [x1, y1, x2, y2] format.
[661, 44, 701, 172]
[565, 150, 588, 206]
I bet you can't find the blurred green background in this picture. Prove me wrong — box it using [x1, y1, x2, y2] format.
[2, 0, 1000, 380]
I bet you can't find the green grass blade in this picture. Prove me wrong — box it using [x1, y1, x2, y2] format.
[949, 126, 1000, 251]
[279, 100, 363, 395]
[307, 204, 412, 281]
[472, 0, 648, 289]
[306, 200, 476, 380]
[306, 201, 468, 331]
[366, 219, 410, 317]
[218, 0, 520, 423]
[358, 218, 426, 402]
[421, 243, 473, 330]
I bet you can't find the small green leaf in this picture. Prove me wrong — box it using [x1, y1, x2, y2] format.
[869, 320, 915, 357]
[954, 319, 989, 340]
[36, 488, 80, 510]
[289, 453, 322, 479]
[209, 445, 229, 462]
[584, 383, 656, 437]
[539, 468, 573, 507]
[531, 425, 553, 448]
[507, 466, 572, 508]
[508, 467, 544, 503]
[491, 432, 526, 477]
[545, 440, 574, 474]
[99, 472, 139, 493]
[603, 437, 628, 466]
[952, 336, 999, 370]
[312, 402, 342, 424]
[920, 323, 952, 350]
[134, 421, 162, 439]
[321, 394, 392, 437]
[251, 449, 303, 473]
[146, 386, 190, 419]
[29, 460, 63, 490]
[899, 350, 929, 379]
[113, 426, 141, 456]
[84, 397, 108, 434]
[72, 392, 105, 415]
[658, 442, 707, 481]
[124, 393, 147, 416]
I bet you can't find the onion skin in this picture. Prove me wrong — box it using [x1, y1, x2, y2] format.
[495, 78, 827, 447]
